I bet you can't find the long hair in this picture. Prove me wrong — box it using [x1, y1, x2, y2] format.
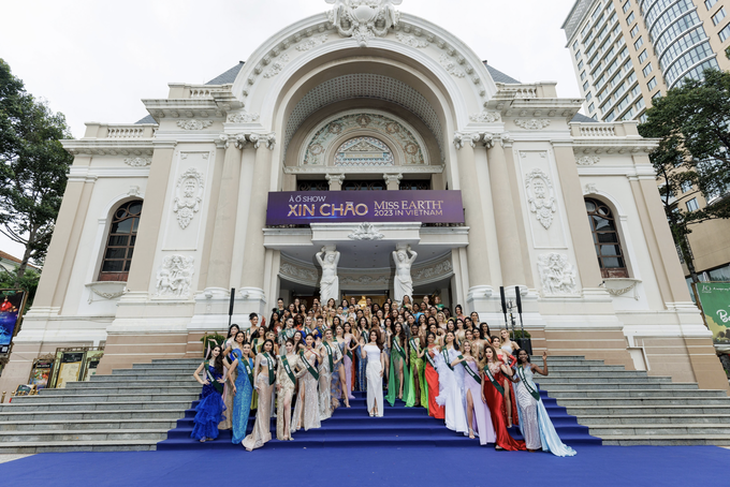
[369, 328, 384, 350]
[261, 339, 275, 355]
[209, 345, 224, 375]
[394, 321, 407, 345]
[445, 330, 459, 351]
[515, 348, 531, 364]
[479, 343, 498, 371]
[227, 324, 240, 339]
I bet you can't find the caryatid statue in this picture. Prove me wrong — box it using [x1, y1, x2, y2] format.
[392, 245, 417, 305]
[316, 246, 341, 305]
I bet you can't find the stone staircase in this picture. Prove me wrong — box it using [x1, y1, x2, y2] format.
[535, 356, 730, 446]
[0, 359, 200, 453]
[1, 355, 728, 452]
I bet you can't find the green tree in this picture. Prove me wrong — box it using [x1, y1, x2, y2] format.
[638, 69, 730, 284]
[0, 59, 73, 282]
[0, 268, 40, 307]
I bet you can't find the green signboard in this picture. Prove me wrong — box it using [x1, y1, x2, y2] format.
[696, 282, 730, 344]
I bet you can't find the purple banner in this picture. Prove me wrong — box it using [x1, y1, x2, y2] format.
[266, 190, 464, 225]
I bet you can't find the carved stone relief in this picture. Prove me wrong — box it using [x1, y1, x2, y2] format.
[537, 253, 578, 296]
[525, 168, 557, 229]
[263, 54, 289, 79]
[514, 119, 551, 130]
[395, 31, 429, 48]
[470, 111, 501, 123]
[577, 155, 600, 166]
[124, 157, 151, 167]
[177, 120, 213, 131]
[326, 0, 402, 47]
[173, 168, 205, 230]
[296, 33, 329, 51]
[439, 54, 466, 78]
[584, 183, 598, 195]
[304, 113, 423, 166]
[348, 222, 384, 240]
[227, 112, 260, 123]
[155, 255, 195, 298]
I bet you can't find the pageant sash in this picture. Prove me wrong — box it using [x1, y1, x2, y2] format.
[425, 347, 437, 369]
[323, 341, 334, 371]
[263, 353, 276, 385]
[518, 365, 541, 401]
[281, 355, 297, 384]
[393, 338, 406, 360]
[442, 348, 454, 370]
[409, 338, 419, 355]
[301, 352, 320, 380]
[484, 366, 505, 396]
[459, 355, 481, 384]
[242, 356, 255, 386]
[205, 366, 224, 395]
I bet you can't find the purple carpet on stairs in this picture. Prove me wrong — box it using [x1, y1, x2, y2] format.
[156, 389, 601, 450]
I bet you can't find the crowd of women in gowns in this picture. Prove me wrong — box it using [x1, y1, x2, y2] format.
[190, 297, 576, 456]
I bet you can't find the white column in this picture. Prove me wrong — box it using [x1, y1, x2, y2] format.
[384, 173, 403, 191]
[326, 173, 345, 191]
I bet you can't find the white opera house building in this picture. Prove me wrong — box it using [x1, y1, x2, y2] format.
[2, 1, 727, 393]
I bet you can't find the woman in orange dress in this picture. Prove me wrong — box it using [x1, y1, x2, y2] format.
[423, 332, 445, 420]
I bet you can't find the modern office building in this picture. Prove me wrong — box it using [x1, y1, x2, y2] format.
[563, 0, 730, 297]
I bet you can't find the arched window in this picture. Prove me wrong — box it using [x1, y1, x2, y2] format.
[98, 200, 143, 282]
[585, 198, 628, 278]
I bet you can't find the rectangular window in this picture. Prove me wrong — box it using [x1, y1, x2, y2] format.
[623, 0, 631, 13]
[626, 12, 635, 24]
[605, 110, 616, 122]
[638, 49, 648, 63]
[686, 198, 700, 212]
[652, 91, 663, 100]
[578, 60, 585, 70]
[575, 49, 582, 60]
[720, 23, 730, 41]
[636, 98, 646, 110]
[583, 81, 590, 91]
[589, 102, 596, 112]
[634, 36, 643, 50]
[706, 0, 719, 8]
[642, 63, 653, 76]
[586, 91, 593, 101]
[713, 7, 726, 25]
[681, 181, 693, 193]
[573, 40, 579, 51]
[647, 76, 657, 90]
[581, 70, 587, 80]
[631, 85, 641, 97]
[630, 25, 639, 37]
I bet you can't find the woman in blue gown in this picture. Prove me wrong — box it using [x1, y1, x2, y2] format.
[228, 338, 254, 444]
[191, 344, 227, 442]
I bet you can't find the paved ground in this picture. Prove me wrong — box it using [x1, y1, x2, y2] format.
[0, 454, 33, 464]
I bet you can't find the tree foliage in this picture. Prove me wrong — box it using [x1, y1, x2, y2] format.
[0, 59, 73, 281]
[638, 69, 730, 282]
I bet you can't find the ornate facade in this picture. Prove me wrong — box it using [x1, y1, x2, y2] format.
[1, 1, 726, 392]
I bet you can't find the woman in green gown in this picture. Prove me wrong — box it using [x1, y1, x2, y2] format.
[409, 323, 428, 409]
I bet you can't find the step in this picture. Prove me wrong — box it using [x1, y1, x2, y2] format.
[544, 390, 725, 398]
[588, 424, 730, 436]
[540, 371, 650, 378]
[540, 383, 702, 391]
[45, 382, 201, 397]
[92, 374, 196, 382]
[554, 397, 730, 406]
[0, 440, 159, 454]
[0, 429, 169, 443]
[537, 376, 673, 384]
[601, 435, 730, 446]
[564, 404, 730, 416]
[580, 414, 730, 425]
[0, 400, 195, 412]
[0, 409, 185, 422]
[10, 393, 198, 404]
[0, 418, 179, 432]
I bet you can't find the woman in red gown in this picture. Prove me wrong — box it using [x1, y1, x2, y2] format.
[481, 344, 525, 451]
[424, 332, 445, 419]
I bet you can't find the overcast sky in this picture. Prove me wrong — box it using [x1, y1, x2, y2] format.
[0, 0, 581, 259]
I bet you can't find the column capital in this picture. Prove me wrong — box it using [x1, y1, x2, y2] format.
[326, 173, 346, 184]
[383, 173, 403, 184]
[220, 132, 277, 150]
[454, 132, 495, 150]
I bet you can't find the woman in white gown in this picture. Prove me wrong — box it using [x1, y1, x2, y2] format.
[512, 349, 577, 457]
[360, 329, 385, 417]
[434, 331, 469, 435]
